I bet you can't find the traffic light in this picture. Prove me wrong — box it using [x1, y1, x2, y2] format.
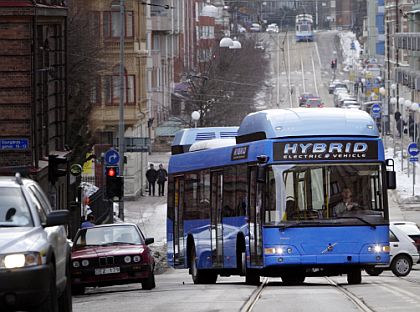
[331, 59, 336, 69]
[105, 167, 123, 201]
[48, 155, 68, 185]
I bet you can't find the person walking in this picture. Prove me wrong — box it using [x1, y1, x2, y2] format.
[146, 163, 158, 196]
[81, 214, 95, 229]
[157, 164, 168, 196]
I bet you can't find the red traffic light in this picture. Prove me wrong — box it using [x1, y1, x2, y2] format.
[106, 167, 116, 177]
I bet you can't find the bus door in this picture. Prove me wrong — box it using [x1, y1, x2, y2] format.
[249, 167, 263, 266]
[173, 177, 185, 266]
[211, 171, 224, 268]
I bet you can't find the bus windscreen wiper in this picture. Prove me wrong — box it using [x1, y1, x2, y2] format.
[336, 216, 376, 229]
[278, 220, 322, 230]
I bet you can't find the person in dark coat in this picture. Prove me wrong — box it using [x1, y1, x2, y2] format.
[157, 164, 168, 196]
[146, 164, 158, 196]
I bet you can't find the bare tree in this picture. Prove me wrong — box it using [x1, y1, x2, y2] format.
[185, 35, 270, 127]
[67, 1, 105, 163]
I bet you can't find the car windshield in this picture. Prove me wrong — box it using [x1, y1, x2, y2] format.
[0, 187, 33, 227]
[74, 225, 143, 247]
[264, 164, 386, 226]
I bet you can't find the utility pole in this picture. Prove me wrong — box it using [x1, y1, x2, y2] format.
[118, 0, 125, 221]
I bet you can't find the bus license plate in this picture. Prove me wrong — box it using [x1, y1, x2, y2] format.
[95, 267, 120, 275]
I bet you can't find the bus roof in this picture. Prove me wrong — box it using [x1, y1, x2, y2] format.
[171, 126, 238, 154]
[236, 108, 378, 144]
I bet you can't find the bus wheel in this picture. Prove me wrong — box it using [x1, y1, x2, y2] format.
[281, 275, 305, 285]
[365, 267, 384, 276]
[245, 269, 260, 286]
[190, 247, 217, 284]
[347, 268, 362, 284]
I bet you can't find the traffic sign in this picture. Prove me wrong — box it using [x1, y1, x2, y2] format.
[409, 157, 418, 162]
[407, 142, 420, 157]
[371, 103, 381, 118]
[105, 149, 120, 165]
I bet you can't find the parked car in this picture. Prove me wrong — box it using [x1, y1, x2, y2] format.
[365, 223, 419, 277]
[250, 23, 261, 32]
[391, 221, 420, 263]
[328, 80, 343, 94]
[341, 100, 361, 110]
[298, 93, 314, 106]
[71, 223, 156, 294]
[0, 174, 72, 312]
[304, 97, 324, 108]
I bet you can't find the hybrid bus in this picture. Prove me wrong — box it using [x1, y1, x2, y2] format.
[296, 14, 314, 42]
[167, 108, 396, 285]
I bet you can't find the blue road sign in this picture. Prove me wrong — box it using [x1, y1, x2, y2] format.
[408, 142, 420, 157]
[371, 103, 381, 118]
[105, 149, 120, 165]
[0, 138, 29, 150]
[409, 157, 418, 162]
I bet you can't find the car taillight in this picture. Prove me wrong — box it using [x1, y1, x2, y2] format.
[318, 103, 324, 108]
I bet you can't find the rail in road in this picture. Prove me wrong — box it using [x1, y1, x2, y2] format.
[239, 273, 420, 312]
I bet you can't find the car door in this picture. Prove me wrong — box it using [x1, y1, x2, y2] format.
[28, 184, 68, 284]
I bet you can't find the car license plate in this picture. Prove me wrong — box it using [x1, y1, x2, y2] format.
[94, 267, 120, 275]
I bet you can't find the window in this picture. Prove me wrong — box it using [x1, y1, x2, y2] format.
[103, 11, 134, 39]
[104, 74, 135, 105]
[184, 173, 199, 220]
[90, 76, 101, 104]
[28, 186, 48, 224]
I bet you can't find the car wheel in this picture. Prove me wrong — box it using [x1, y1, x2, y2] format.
[391, 255, 412, 277]
[365, 267, 384, 276]
[71, 286, 85, 296]
[190, 246, 217, 284]
[347, 268, 362, 284]
[34, 263, 58, 312]
[58, 262, 72, 312]
[142, 269, 156, 290]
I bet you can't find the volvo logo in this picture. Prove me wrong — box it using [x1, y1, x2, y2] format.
[321, 243, 337, 254]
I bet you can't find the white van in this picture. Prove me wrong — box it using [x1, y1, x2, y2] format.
[365, 223, 419, 276]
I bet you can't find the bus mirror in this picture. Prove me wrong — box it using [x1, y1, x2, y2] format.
[386, 171, 396, 189]
[257, 165, 266, 183]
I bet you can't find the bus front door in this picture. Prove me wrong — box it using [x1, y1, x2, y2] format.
[249, 167, 263, 266]
[211, 171, 224, 268]
[174, 177, 185, 266]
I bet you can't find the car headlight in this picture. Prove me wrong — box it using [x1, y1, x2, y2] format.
[1, 252, 42, 269]
[73, 261, 80, 268]
[124, 256, 132, 263]
[133, 255, 141, 263]
[81, 260, 89, 267]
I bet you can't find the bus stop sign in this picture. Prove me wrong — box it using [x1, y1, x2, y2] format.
[408, 143, 419, 162]
[371, 103, 381, 118]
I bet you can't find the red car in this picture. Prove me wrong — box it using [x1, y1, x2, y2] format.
[71, 223, 156, 295]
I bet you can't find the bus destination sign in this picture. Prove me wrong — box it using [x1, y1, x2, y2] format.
[273, 140, 378, 161]
[231, 145, 249, 160]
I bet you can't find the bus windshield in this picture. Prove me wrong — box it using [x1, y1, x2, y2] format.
[265, 163, 386, 225]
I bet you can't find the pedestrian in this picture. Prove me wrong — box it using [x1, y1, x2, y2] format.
[146, 163, 157, 196]
[157, 164, 168, 196]
[81, 214, 95, 229]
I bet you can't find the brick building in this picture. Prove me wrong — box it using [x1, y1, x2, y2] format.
[0, 0, 69, 210]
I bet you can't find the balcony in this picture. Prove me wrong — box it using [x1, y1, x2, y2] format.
[395, 67, 420, 91]
[395, 33, 420, 51]
[151, 15, 172, 32]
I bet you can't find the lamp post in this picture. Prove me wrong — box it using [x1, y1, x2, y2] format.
[399, 97, 405, 172]
[390, 96, 398, 157]
[191, 111, 200, 128]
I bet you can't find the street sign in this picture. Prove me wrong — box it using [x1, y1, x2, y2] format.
[104, 149, 120, 165]
[407, 142, 420, 157]
[0, 138, 29, 150]
[113, 137, 150, 153]
[409, 157, 418, 162]
[371, 103, 381, 118]
[70, 164, 83, 176]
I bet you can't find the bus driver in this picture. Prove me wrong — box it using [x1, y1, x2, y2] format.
[333, 188, 358, 217]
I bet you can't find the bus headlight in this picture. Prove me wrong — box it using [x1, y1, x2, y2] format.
[368, 245, 389, 253]
[264, 247, 293, 255]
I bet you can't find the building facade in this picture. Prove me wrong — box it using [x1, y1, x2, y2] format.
[0, 0, 69, 210]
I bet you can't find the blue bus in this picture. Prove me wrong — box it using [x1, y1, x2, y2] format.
[167, 109, 396, 285]
[296, 14, 314, 42]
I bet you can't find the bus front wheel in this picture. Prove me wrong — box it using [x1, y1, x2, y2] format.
[347, 268, 362, 284]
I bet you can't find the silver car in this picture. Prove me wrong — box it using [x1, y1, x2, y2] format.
[0, 174, 71, 311]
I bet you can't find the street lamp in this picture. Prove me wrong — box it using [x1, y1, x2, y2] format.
[191, 111, 200, 128]
[111, 0, 126, 221]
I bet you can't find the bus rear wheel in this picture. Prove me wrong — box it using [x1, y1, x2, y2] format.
[347, 268, 362, 284]
[190, 247, 217, 284]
